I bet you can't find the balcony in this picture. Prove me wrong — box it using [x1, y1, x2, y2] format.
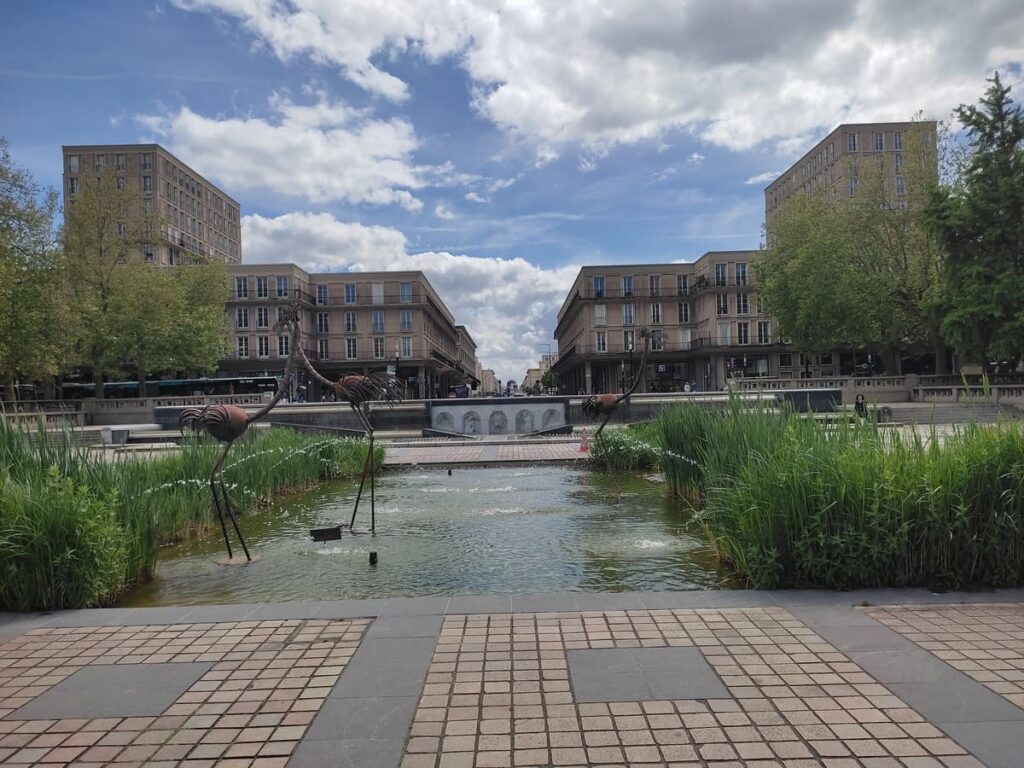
[231, 288, 315, 303]
[558, 336, 780, 357]
[324, 292, 422, 307]
[687, 276, 755, 295]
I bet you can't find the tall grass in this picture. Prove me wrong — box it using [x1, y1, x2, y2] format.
[590, 422, 662, 471]
[0, 420, 378, 610]
[653, 398, 1024, 589]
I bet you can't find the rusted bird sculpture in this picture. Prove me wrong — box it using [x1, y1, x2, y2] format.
[294, 346, 403, 536]
[177, 310, 302, 561]
[581, 327, 652, 451]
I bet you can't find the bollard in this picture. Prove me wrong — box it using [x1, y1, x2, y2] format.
[369, 551, 379, 566]
[448, 468, 452, 476]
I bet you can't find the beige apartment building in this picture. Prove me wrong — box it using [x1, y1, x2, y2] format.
[480, 369, 499, 396]
[223, 264, 478, 400]
[764, 121, 936, 219]
[553, 251, 843, 394]
[62, 143, 241, 265]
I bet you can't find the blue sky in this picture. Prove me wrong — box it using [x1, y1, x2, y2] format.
[3, 1, 1022, 380]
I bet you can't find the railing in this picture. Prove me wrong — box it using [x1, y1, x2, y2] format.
[231, 288, 316, 303]
[560, 337, 780, 355]
[88, 393, 270, 411]
[687, 277, 755, 295]
[919, 373, 1024, 386]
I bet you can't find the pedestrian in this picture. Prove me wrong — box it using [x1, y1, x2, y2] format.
[854, 393, 868, 419]
[683, 381, 691, 393]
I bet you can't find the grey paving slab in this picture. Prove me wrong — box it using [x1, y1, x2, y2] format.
[699, 589, 780, 608]
[365, 615, 444, 639]
[573, 591, 645, 611]
[848, 647, 959, 684]
[378, 596, 449, 616]
[179, 602, 263, 623]
[10, 662, 212, 720]
[447, 594, 513, 614]
[313, 598, 385, 619]
[112, 606, 197, 625]
[636, 590, 710, 609]
[245, 601, 332, 620]
[889, 680, 1024, 724]
[510, 593, 580, 613]
[351, 637, 440, 663]
[939, 720, 1024, 768]
[567, 648, 641, 674]
[568, 647, 729, 702]
[331, 661, 432, 699]
[571, 670, 652, 703]
[825, 624, 920, 653]
[645, 669, 730, 700]
[38, 607, 134, 627]
[305, 696, 419, 740]
[289, 736, 407, 768]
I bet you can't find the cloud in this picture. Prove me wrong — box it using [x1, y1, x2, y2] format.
[745, 171, 782, 186]
[136, 93, 428, 210]
[241, 212, 578, 381]
[687, 152, 706, 164]
[174, 0, 1024, 153]
[464, 191, 487, 203]
[434, 203, 456, 219]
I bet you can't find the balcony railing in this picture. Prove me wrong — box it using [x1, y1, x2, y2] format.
[231, 288, 315, 303]
[557, 337, 780, 357]
[321, 292, 421, 307]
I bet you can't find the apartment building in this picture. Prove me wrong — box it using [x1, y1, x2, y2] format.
[62, 144, 241, 265]
[223, 265, 478, 400]
[764, 121, 936, 219]
[480, 369, 499, 396]
[553, 251, 844, 394]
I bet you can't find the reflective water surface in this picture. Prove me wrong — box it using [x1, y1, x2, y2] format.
[124, 466, 722, 606]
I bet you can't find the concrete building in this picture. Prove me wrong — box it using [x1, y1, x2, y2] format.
[223, 264, 478, 400]
[62, 143, 241, 265]
[764, 121, 936, 220]
[551, 251, 837, 394]
[480, 369, 499, 396]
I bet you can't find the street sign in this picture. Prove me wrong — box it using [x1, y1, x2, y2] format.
[387, 364, 396, 375]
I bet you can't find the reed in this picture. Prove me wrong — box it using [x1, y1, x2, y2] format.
[0, 419, 378, 610]
[590, 422, 662, 471]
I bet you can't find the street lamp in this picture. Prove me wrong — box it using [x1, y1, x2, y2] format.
[394, 341, 406, 400]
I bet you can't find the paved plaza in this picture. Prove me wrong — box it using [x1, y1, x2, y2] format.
[3, 591, 1024, 767]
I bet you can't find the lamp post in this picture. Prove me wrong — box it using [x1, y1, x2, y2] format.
[394, 341, 406, 400]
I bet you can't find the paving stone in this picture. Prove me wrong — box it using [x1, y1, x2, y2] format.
[289, 736, 407, 768]
[366, 615, 445, 639]
[940, 721, 1024, 768]
[305, 697, 419, 741]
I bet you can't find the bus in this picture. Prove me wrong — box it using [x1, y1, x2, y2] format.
[56, 376, 280, 400]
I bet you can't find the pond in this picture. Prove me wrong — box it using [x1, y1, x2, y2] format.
[123, 465, 723, 606]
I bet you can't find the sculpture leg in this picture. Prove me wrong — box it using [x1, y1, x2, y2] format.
[594, 413, 613, 462]
[348, 404, 373, 531]
[368, 429, 376, 535]
[209, 453, 234, 560]
[214, 441, 252, 562]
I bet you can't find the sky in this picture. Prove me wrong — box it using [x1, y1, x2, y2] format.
[2, 1, 1023, 382]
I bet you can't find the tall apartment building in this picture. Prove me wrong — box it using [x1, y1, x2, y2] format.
[764, 121, 936, 219]
[224, 264, 478, 400]
[553, 251, 843, 394]
[62, 144, 241, 265]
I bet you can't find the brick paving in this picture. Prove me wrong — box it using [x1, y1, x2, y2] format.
[867, 603, 1024, 709]
[399, 608, 979, 768]
[0, 618, 367, 766]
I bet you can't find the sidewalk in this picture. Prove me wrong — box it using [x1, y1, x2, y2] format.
[2, 589, 1024, 767]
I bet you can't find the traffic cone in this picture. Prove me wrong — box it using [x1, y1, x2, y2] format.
[579, 428, 590, 452]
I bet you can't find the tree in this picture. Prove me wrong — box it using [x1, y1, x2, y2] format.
[926, 73, 1024, 368]
[0, 138, 70, 403]
[757, 122, 945, 374]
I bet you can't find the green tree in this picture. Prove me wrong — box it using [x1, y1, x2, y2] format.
[0, 138, 70, 403]
[926, 73, 1024, 368]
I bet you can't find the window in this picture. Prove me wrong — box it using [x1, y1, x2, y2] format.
[144, 244, 154, 262]
[344, 311, 357, 333]
[257, 307, 269, 328]
[596, 331, 607, 352]
[735, 262, 747, 286]
[372, 283, 384, 303]
[717, 321, 730, 345]
[345, 283, 357, 304]
[716, 293, 729, 316]
[94, 154, 105, 171]
[400, 282, 412, 304]
[737, 322, 750, 345]
[142, 152, 153, 171]
[276, 276, 289, 298]
[372, 310, 385, 332]
[894, 131, 903, 150]
[346, 338, 357, 359]
[622, 275, 634, 297]
[256, 276, 268, 298]
[277, 306, 287, 323]
[68, 177, 79, 194]
[819, 352, 833, 366]
[799, 353, 812, 367]
[115, 154, 126, 171]
[236, 307, 248, 328]
[116, 176, 126, 190]
[651, 302, 662, 324]
[677, 274, 688, 295]
[756, 295, 765, 315]
[757, 321, 771, 344]
[594, 304, 607, 326]
[874, 131, 884, 151]
[399, 310, 412, 332]
[237, 336, 249, 358]
[400, 336, 412, 358]
[849, 177, 858, 197]
[623, 330, 635, 351]
[258, 336, 269, 358]
[317, 284, 329, 305]
[649, 332, 664, 352]
[894, 153, 903, 173]
[715, 263, 727, 286]
[318, 339, 329, 360]
[373, 337, 385, 359]
[622, 303, 634, 325]
[235, 276, 248, 298]
[115, 221, 127, 237]
[317, 312, 329, 333]
[895, 175, 907, 195]
[68, 155, 79, 173]
[649, 275, 661, 296]
[779, 353, 793, 368]
[678, 302, 689, 323]
[593, 276, 605, 298]
[737, 293, 749, 315]
[847, 132, 858, 152]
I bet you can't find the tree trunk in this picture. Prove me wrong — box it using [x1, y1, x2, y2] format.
[3, 376, 15, 405]
[93, 364, 105, 400]
[933, 337, 949, 375]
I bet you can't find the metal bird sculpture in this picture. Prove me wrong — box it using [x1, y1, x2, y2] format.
[177, 308, 302, 561]
[294, 346, 403, 537]
[581, 327, 652, 451]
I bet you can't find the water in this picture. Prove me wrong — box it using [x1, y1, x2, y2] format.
[124, 466, 722, 606]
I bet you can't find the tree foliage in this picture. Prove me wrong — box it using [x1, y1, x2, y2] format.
[926, 73, 1024, 367]
[0, 138, 70, 402]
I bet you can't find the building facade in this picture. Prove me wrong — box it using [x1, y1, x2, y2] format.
[223, 265, 478, 400]
[62, 144, 241, 265]
[552, 251, 844, 394]
[764, 121, 936, 220]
